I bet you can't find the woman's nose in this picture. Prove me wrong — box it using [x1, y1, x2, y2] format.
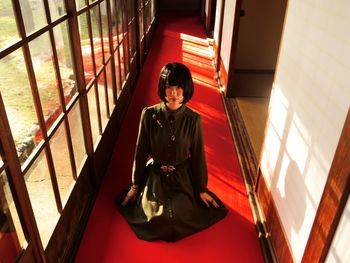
[171, 88, 177, 95]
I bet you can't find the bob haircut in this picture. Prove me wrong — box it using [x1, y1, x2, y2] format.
[158, 62, 194, 104]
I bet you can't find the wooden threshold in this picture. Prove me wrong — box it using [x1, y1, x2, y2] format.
[221, 95, 278, 263]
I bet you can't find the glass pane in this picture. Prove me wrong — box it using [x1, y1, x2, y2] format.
[125, 0, 131, 22]
[0, 50, 41, 165]
[105, 62, 115, 112]
[119, 45, 125, 84]
[151, 0, 156, 19]
[24, 150, 60, 248]
[122, 40, 129, 75]
[116, 0, 124, 43]
[48, 0, 65, 22]
[121, 1, 128, 35]
[49, 122, 75, 207]
[149, 1, 153, 26]
[68, 103, 86, 173]
[87, 87, 100, 146]
[114, 51, 121, 96]
[19, 0, 47, 35]
[0, 0, 19, 51]
[128, 21, 136, 58]
[91, 5, 103, 71]
[79, 13, 94, 86]
[29, 33, 61, 138]
[75, 0, 86, 10]
[109, 0, 118, 50]
[0, 171, 27, 262]
[139, 10, 144, 39]
[97, 73, 108, 131]
[53, 22, 77, 106]
[131, 0, 136, 19]
[138, 0, 143, 9]
[100, 1, 110, 60]
[144, 4, 150, 31]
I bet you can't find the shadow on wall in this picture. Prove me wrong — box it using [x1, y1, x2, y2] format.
[279, 159, 306, 236]
[261, 85, 333, 261]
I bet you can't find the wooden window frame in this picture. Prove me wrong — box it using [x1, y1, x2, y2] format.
[0, 0, 124, 257]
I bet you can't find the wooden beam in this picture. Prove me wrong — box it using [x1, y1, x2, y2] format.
[302, 108, 350, 262]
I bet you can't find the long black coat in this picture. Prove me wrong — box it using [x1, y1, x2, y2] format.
[118, 102, 227, 241]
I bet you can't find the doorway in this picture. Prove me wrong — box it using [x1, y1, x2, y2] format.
[201, 0, 217, 37]
[228, 0, 288, 160]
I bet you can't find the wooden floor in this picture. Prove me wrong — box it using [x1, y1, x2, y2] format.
[236, 97, 269, 160]
[223, 96, 270, 185]
[223, 96, 277, 262]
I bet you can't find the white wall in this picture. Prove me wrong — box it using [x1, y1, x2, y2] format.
[220, 0, 236, 72]
[260, 0, 350, 262]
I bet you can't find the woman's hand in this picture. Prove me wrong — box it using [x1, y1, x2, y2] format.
[200, 192, 219, 208]
[121, 185, 138, 206]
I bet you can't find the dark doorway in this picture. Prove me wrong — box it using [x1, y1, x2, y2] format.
[229, 0, 288, 98]
[209, 0, 217, 32]
[227, 0, 288, 160]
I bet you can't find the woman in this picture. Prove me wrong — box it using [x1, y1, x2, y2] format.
[117, 62, 228, 242]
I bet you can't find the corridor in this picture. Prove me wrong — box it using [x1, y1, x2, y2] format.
[2, 0, 349, 262]
[74, 12, 264, 263]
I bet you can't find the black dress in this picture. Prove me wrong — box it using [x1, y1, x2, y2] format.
[117, 102, 228, 242]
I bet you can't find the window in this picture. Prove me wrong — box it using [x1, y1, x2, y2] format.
[0, 0, 137, 252]
[0, 173, 27, 261]
[0, 148, 27, 262]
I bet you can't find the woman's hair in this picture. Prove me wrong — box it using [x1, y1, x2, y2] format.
[158, 62, 194, 104]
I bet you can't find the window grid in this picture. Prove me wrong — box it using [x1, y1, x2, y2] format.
[119, 0, 130, 85]
[47, 21, 78, 181]
[13, 2, 64, 213]
[127, 0, 137, 62]
[0, 0, 146, 257]
[105, 0, 118, 106]
[0, 0, 140, 189]
[109, 0, 123, 96]
[96, 3, 111, 119]
[86, 6, 103, 136]
[0, 90, 43, 260]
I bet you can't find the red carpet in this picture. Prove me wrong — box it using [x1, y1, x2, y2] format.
[75, 12, 264, 263]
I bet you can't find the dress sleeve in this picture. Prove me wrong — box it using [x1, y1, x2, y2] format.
[190, 114, 208, 193]
[132, 107, 150, 185]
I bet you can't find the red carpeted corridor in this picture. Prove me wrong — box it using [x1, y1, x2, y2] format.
[75, 12, 265, 263]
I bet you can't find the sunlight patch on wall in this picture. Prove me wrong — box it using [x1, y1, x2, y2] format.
[260, 84, 288, 189]
[269, 86, 288, 138]
[259, 0, 350, 261]
[285, 113, 310, 173]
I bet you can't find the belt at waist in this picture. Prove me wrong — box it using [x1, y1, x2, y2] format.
[152, 159, 190, 173]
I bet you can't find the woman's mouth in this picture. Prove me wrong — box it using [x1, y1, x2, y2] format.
[166, 96, 183, 103]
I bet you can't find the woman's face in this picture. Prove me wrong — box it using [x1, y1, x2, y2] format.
[165, 85, 184, 109]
